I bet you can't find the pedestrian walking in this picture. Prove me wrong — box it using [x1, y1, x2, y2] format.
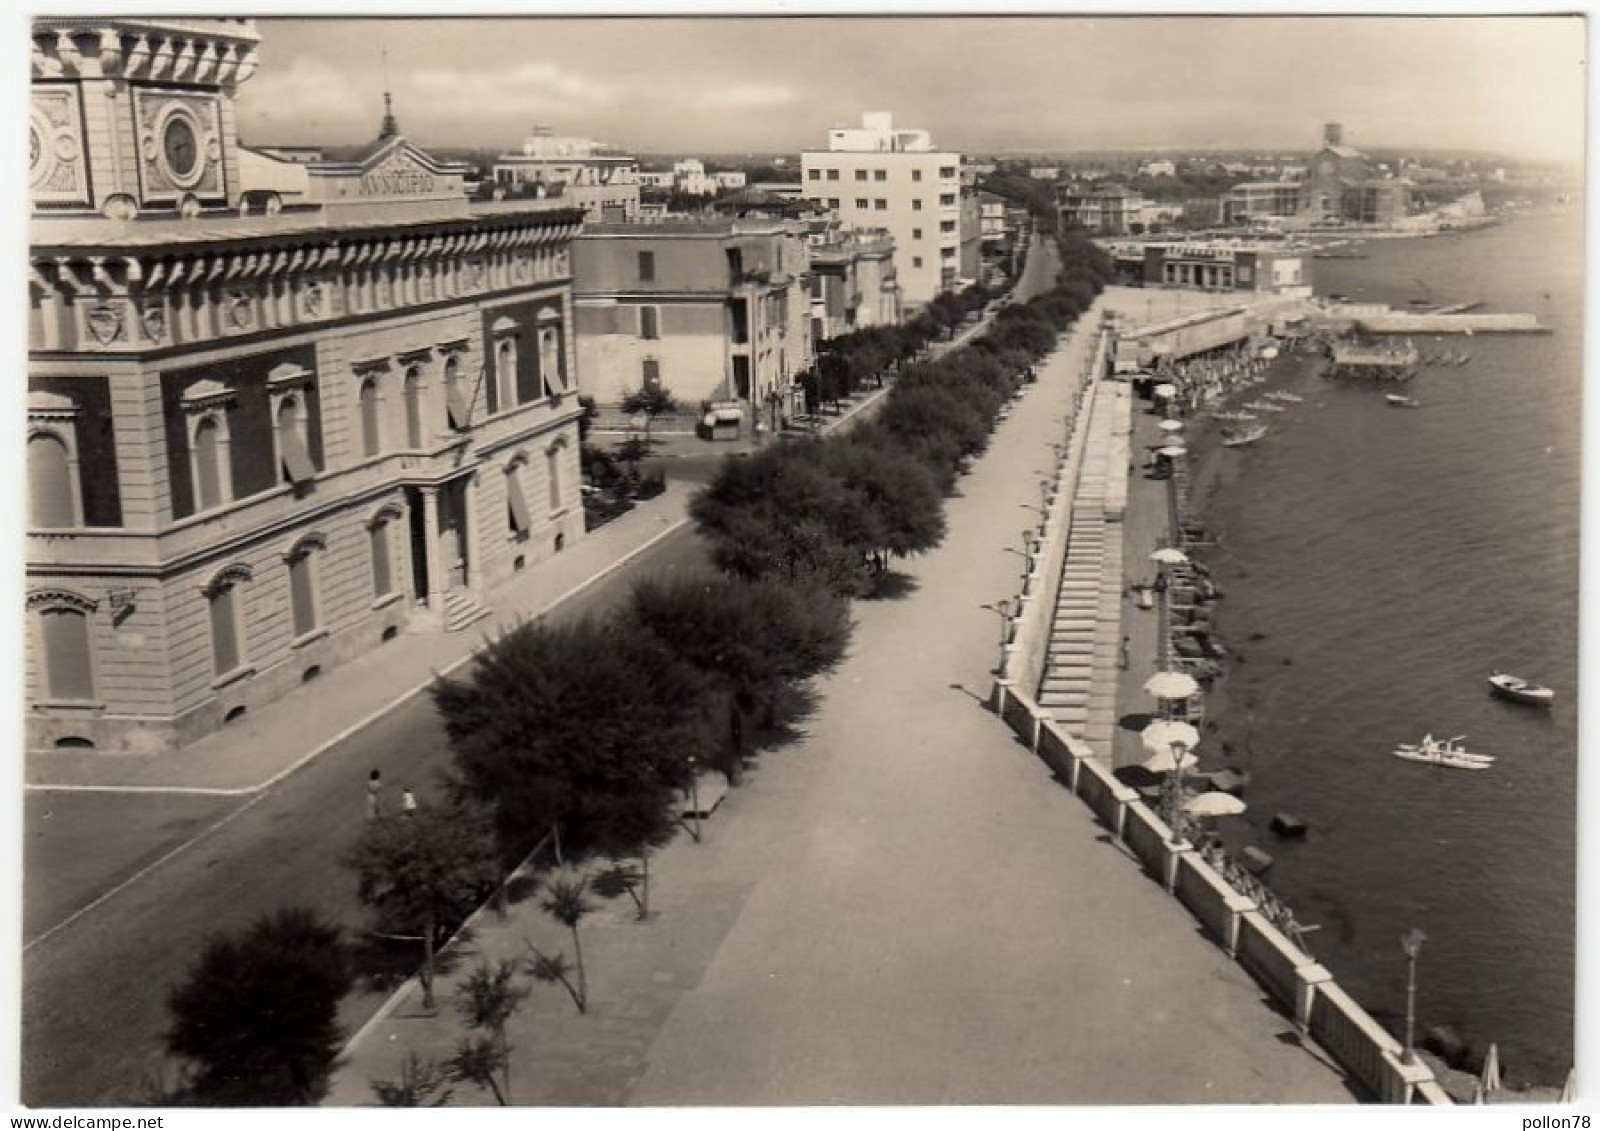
[366, 768, 382, 821]
[1119, 635, 1131, 670]
[400, 787, 418, 817]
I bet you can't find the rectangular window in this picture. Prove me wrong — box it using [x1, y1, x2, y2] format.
[730, 299, 750, 344]
[642, 357, 661, 389]
[874, 199, 887, 211]
[827, 198, 840, 209]
[913, 256, 924, 268]
[912, 169, 923, 182]
[209, 587, 240, 678]
[940, 194, 956, 206]
[826, 169, 839, 181]
[726, 247, 743, 281]
[854, 169, 867, 181]
[40, 607, 93, 701]
[912, 199, 923, 212]
[912, 228, 922, 240]
[940, 220, 956, 233]
[854, 198, 868, 210]
[507, 469, 532, 535]
[874, 169, 887, 181]
[638, 250, 656, 282]
[640, 306, 660, 340]
[940, 166, 956, 179]
[807, 169, 820, 180]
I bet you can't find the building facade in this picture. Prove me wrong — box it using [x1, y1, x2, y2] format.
[1103, 239, 1313, 295]
[1057, 183, 1150, 235]
[572, 220, 813, 431]
[806, 228, 901, 342]
[1220, 123, 1411, 228]
[27, 19, 586, 754]
[800, 112, 962, 310]
[490, 125, 640, 222]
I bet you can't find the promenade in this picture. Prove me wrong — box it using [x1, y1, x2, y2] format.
[327, 295, 1356, 1105]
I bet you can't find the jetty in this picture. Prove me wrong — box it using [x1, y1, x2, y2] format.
[1317, 300, 1547, 335]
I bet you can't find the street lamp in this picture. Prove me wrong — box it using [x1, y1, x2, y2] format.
[1401, 928, 1426, 1065]
[982, 599, 1015, 673]
[687, 755, 702, 844]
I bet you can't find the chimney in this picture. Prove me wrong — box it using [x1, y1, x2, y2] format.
[1324, 121, 1343, 148]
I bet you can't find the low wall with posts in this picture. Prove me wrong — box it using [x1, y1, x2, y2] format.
[987, 679, 1449, 1106]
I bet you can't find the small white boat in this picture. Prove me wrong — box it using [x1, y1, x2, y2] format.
[1244, 400, 1286, 413]
[1386, 394, 1421, 408]
[1265, 391, 1305, 403]
[1394, 733, 1494, 771]
[1221, 424, 1268, 447]
[1488, 672, 1555, 707]
[1212, 410, 1259, 424]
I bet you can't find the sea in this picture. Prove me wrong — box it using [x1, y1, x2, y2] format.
[1189, 209, 1583, 1088]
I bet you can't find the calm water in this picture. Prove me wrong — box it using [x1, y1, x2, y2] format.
[1192, 211, 1583, 1086]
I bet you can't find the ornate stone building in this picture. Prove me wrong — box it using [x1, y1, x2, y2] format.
[27, 18, 586, 754]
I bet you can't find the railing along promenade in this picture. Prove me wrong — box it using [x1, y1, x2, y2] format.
[989, 312, 1450, 1107]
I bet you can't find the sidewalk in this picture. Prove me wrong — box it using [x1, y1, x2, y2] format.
[25, 487, 694, 793]
[327, 310, 1355, 1106]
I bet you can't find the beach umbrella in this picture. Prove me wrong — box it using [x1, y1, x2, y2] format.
[1157, 445, 1187, 458]
[1184, 792, 1247, 818]
[1154, 383, 1178, 398]
[1481, 1043, 1502, 1094]
[1158, 419, 1186, 432]
[1142, 745, 1199, 774]
[1149, 547, 1189, 566]
[1141, 719, 1200, 755]
[1144, 671, 1199, 700]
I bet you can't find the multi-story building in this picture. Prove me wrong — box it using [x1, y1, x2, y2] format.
[1103, 239, 1313, 295]
[1057, 182, 1151, 235]
[490, 125, 640, 222]
[806, 227, 901, 342]
[976, 190, 1009, 242]
[1218, 181, 1305, 225]
[959, 190, 983, 284]
[800, 111, 963, 310]
[572, 219, 813, 431]
[27, 18, 586, 754]
[1220, 123, 1411, 228]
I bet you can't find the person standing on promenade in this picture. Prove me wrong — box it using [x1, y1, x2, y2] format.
[366, 769, 383, 821]
[1120, 636, 1131, 670]
[400, 788, 419, 817]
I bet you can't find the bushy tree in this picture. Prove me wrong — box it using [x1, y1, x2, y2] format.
[433, 616, 710, 859]
[345, 800, 501, 1010]
[165, 907, 353, 1105]
[619, 384, 678, 446]
[817, 438, 948, 567]
[627, 576, 852, 775]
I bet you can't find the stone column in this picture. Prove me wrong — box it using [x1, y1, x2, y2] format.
[462, 474, 483, 591]
[421, 486, 444, 613]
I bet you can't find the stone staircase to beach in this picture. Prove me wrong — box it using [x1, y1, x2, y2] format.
[1037, 380, 1127, 754]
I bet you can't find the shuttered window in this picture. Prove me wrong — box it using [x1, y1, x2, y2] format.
[370, 519, 393, 598]
[497, 339, 518, 408]
[288, 551, 317, 638]
[40, 606, 93, 701]
[209, 585, 241, 677]
[642, 358, 661, 389]
[404, 369, 424, 447]
[506, 467, 532, 535]
[28, 433, 75, 529]
[193, 418, 223, 510]
[445, 371, 471, 430]
[539, 327, 563, 396]
[359, 379, 381, 457]
[639, 306, 659, 340]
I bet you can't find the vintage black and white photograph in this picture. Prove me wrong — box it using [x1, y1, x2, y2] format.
[15, 6, 1587, 1115]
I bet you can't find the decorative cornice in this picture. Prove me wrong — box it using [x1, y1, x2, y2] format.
[26, 587, 99, 613]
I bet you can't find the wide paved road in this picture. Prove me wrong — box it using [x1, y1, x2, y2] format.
[22, 527, 712, 1107]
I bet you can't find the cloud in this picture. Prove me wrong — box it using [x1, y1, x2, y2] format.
[411, 62, 622, 112]
[685, 81, 798, 113]
[235, 56, 369, 142]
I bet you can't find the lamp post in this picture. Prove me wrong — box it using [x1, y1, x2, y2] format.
[983, 599, 1015, 674]
[1401, 928, 1426, 1065]
[687, 755, 702, 844]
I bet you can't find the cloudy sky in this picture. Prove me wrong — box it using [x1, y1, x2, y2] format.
[236, 15, 1586, 163]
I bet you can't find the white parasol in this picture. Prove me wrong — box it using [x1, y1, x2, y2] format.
[1158, 419, 1186, 432]
[1154, 383, 1178, 398]
[1157, 445, 1187, 458]
[1141, 719, 1200, 755]
[1144, 671, 1199, 700]
[1149, 547, 1189, 566]
[1143, 745, 1199, 774]
[1184, 792, 1247, 818]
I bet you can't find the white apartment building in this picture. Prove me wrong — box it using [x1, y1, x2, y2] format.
[801, 112, 962, 310]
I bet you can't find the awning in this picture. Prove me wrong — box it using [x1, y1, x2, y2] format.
[446, 382, 472, 430]
[506, 472, 532, 534]
[280, 430, 316, 485]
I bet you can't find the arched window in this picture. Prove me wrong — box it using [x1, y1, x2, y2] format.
[546, 444, 564, 513]
[39, 605, 94, 701]
[443, 356, 470, 431]
[506, 459, 532, 537]
[28, 432, 77, 528]
[287, 545, 319, 639]
[538, 322, 563, 397]
[369, 515, 395, 598]
[208, 576, 246, 678]
[193, 416, 224, 511]
[404, 366, 424, 447]
[497, 337, 517, 409]
[359, 378, 382, 458]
